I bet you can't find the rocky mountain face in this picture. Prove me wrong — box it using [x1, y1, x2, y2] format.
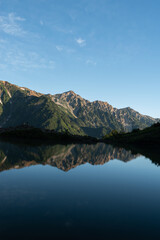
[53, 91, 158, 136]
[0, 80, 158, 138]
[0, 81, 84, 135]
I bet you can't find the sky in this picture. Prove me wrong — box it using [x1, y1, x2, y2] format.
[0, 0, 160, 117]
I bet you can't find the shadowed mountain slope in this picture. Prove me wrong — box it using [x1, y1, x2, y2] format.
[0, 81, 158, 138]
[103, 122, 160, 145]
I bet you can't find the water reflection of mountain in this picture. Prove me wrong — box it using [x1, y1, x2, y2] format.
[119, 143, 160, 167]
[0, 142, 140, 172]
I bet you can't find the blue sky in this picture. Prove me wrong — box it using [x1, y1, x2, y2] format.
[0, 0, 160, 117]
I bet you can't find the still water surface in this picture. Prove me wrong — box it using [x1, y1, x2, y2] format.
[0, 142, 160, 239]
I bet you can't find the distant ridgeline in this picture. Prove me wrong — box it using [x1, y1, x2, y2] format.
[0, 80, 159, 138]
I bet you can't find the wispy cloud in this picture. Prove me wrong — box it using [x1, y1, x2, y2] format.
[66, 48, 75, 53]
[0, 13, 26, 36]
[86, 59, 97, 66]
[0, 38, 5, 43]
[56, 45, 75, 54]
[40, 20, 44, 26]
[0, 49, 55, 71]
[56, 46, 63, 52]
[54, 25, 73, 34]
[76, 38, 86, 47]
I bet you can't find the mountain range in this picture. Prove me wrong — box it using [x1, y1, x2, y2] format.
[0, 80, 159, 138]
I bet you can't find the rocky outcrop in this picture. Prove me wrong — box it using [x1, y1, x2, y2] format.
[53, 90, 158, 135]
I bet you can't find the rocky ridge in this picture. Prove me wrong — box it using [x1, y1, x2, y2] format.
[0, 81, 158, 138]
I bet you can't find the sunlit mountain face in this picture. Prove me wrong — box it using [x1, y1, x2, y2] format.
[0, 81, 158, 138]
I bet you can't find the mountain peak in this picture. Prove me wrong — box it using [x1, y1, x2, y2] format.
[63, 90, 78, 97]
[66, 90, 76, 94]
[55, 90, 84, 100]
[0, 80, 10, 86]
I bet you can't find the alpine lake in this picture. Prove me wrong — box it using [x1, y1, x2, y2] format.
[0, 141, 160, 240]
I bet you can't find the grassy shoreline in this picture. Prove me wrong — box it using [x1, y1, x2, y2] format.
[0, 123, 160, 148]
[103, 123, 160, 145]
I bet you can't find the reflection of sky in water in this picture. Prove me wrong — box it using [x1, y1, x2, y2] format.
[0, 156, 160, 239]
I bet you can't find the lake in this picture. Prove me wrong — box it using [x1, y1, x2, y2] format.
[0, 142, 160, 239]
